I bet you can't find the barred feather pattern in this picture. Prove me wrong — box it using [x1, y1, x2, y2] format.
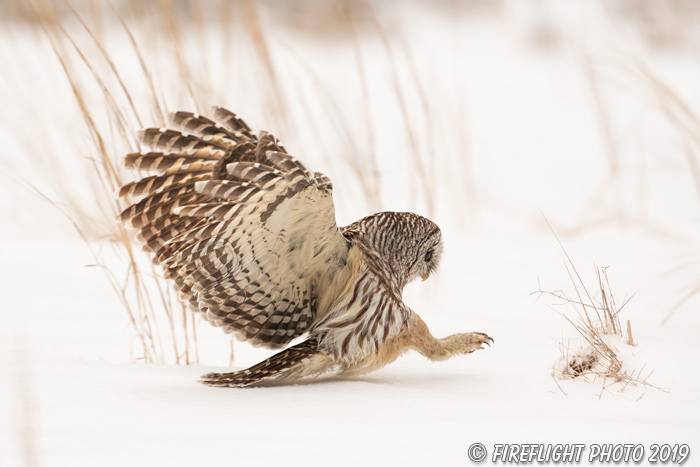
[314, 212, 442, 362]
[119, 108, 346, 349]
[120, 107, 445, 386]
[201, 339, 323, 388]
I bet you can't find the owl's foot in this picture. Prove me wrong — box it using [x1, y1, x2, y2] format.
[460, 332, 493, 353]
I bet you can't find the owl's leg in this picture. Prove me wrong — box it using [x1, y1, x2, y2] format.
[407, 315, 492, 361]
[336, 315, 492, 378]
[200, 339, 335, 388]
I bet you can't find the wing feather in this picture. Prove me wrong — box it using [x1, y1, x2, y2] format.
[124, 149, 222, 171]
[138, 128, 234, 152]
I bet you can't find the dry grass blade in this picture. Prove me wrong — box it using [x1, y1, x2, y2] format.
[631, 60, 700, 199]
[160, 0, 199, 112]
[662, 282, 700, 325]
[365, 4, 434, 216]
[239, 0, 288, 128]
[344, 4, 381, 211]
[64, 0, 143, 128]
[281, 43, 382, 212]
[107, 0, 165, 125]
[399, 34, 436, 208]
[583, 56, 620, 181]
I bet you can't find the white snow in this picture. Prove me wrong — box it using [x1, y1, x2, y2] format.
[1, 1, 699, 466]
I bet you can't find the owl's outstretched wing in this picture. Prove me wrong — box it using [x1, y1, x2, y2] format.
[119, 108, 350, 348]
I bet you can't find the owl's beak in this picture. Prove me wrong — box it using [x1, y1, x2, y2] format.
[421, 273, 429, 282]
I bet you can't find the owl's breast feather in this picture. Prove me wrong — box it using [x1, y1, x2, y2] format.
[313, 244, 363, 322]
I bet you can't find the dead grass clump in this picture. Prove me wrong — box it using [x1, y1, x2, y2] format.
[536, 264, 631, 382]
[533, 226, 664, 396]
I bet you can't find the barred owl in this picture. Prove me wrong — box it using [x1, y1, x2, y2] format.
[119, 107, 492, 387]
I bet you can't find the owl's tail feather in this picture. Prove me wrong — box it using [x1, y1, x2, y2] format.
[200, 339, 333, 388]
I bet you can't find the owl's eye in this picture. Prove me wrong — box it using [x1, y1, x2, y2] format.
[424, 250, 433, 262]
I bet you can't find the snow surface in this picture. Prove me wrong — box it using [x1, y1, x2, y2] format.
[2, 1, 700, 466]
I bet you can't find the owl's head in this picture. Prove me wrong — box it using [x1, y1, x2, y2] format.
[349, 212, 443, 287]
